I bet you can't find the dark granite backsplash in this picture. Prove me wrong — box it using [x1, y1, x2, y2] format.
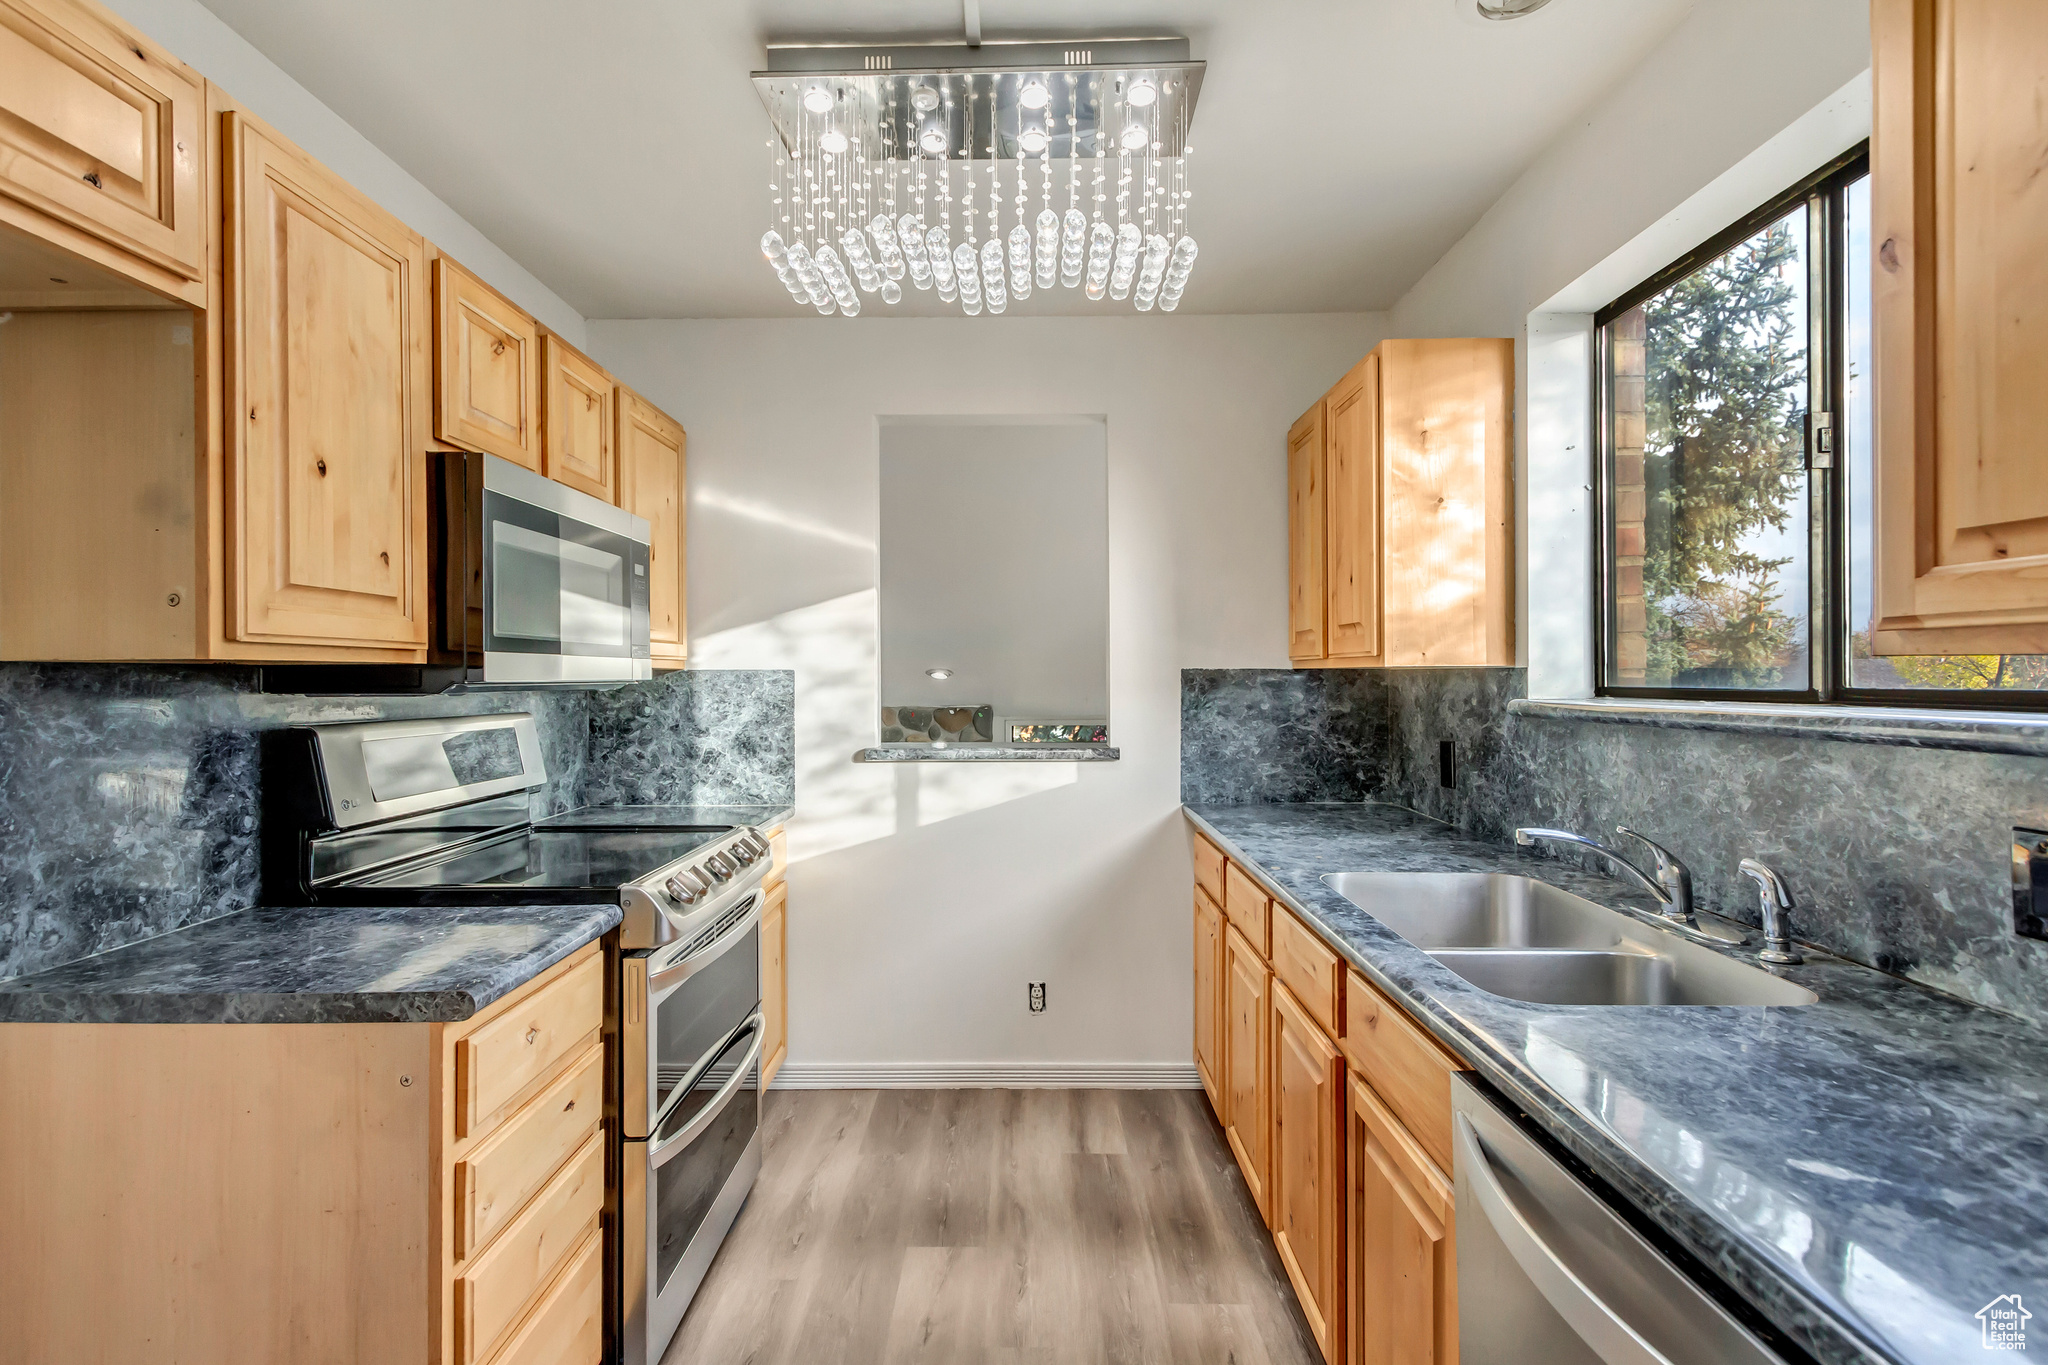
[1180, 668, 1388, 804]
[1184, 666, 2048, 1023]
[0, 664, 793, 983]
[584, 669, 795, 806]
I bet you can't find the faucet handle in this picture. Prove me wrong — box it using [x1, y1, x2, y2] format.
[1614, 825, 1679, 875]
[1738, 858, 1803, 965]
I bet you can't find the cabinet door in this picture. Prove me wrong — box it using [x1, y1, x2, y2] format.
[1273, 983, 1346, 1364]
[224, 112, 429, 650]
[762, 879, 788, 1089]
[1348, 1076, 1456, 1365]
[1871, 0, 2048, 654]
[1326, 354, 1381, 661]
[1222, 922, 1272, 1222]
[617, 388, 685, 662]
[434, 256, 539, 468]
[1194, 887, 1223, 1110]
[1379, 338, 1514, 666]
[0, 0, 204, 284]
[541, 333, 615, 502]
[1288, 400, 1328, 661]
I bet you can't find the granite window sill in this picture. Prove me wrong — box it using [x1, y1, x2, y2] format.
[855, 745, 1120, 762]
[1510, 696, 2048, 758]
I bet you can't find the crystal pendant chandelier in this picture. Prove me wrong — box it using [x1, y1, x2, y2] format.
[753, 37, 1204, 317]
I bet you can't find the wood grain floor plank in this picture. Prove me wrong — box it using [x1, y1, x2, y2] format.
[660, 1089, 1320, 1365]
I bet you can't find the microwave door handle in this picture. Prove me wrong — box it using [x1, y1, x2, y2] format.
[648, 1016, 764, 1169]
[1453, 1114, 1676, 1365]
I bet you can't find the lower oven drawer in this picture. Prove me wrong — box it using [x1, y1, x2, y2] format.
[455, 1128, 604, 1365]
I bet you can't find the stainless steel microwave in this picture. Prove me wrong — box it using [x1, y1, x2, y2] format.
[433, 451, 653, 686]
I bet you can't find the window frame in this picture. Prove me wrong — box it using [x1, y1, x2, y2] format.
[1592, 143, 2048, 712]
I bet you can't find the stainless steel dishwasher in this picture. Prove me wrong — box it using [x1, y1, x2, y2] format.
[1452, 1075, 1789, 1365]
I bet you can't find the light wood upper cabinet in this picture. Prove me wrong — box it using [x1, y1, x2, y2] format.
[434, 255, 539, 469]
[1325, 355, 1381, 661]
[223, 110, 429, 651]
[541, 332, 615, 502]
[1288, 402, 1328, 660]
[1222, 921, 1273, 1223]
[1871, 0, 2048, 655]
[1273, 982, 1347, 1365]
[1349, 1075, 1457, 1365]
[617, 386, 686, 663]
[0, 0, 204, 296]
[1194, 887, 1224, 1109]
[1291, 338, 1513, 668]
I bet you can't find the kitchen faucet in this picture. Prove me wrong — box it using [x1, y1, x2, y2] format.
[1513, 825, 1697, 928]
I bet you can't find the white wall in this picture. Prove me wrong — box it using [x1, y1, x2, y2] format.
[101, 0, 587, 344]
[1387, 0, 1872, 696]
[588, 314, 1384, 1081]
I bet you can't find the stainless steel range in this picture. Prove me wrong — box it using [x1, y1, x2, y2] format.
[263, 711, 769, 1365]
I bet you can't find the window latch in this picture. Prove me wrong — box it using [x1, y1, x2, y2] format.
[1807, 411, 1835, 469]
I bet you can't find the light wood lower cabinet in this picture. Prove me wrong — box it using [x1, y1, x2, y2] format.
[1221, 920, 1272, 1221]
[0, 939, 608, 1365]
[1192, 830, 1462, 1365]
[1194, 886, 1224, 1108]
[1273, 981, 1348, 1363]
[1349, 1075, 1457, 1365]
[762, 876, 789, 1088]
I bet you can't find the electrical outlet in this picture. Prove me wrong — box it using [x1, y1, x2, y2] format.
[1439, 739, 1458, 789]
[1028, 982, 1047, 1013]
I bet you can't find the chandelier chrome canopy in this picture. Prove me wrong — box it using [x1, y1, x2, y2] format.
[753, 37, 1204, 317]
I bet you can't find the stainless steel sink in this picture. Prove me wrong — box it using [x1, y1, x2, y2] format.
[1321, 872, 1816, 1007]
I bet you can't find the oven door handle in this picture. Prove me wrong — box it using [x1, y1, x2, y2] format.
[648, 1014, 763, 1170]
[647, 890, 762, 1003]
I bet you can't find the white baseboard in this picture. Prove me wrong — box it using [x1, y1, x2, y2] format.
[768, 1061, 1203, 1090]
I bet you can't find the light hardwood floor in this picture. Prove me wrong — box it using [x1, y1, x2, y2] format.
[662, 1088, 1323, 1365]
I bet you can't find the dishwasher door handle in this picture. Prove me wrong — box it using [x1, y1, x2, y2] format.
[1454, 1113, 1676, 1365]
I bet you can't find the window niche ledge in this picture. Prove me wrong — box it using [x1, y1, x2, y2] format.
[1508, 697, 2048, 758]
[855, 745, 1121, 763]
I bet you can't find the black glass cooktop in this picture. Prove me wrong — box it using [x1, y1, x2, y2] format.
[339, 824, 732, 899]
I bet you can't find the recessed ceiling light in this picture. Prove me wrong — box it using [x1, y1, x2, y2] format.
[911, 85, 941, 113]
[1019, 80, 1051, 110]
[1120, 123, 1149, 150]
[1016, 127, 1049, 155]
[926, 667, 953, 680]
[919, 126, 949, 155]
[818, 130, 848, 155]
[1126, 80, 1157, 107]
[803, 86, 833, 113]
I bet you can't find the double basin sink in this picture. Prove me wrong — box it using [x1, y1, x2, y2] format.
[1322, 872, 1816, 1007]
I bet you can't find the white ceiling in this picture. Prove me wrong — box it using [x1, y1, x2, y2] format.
[195, 0, 1696, 320]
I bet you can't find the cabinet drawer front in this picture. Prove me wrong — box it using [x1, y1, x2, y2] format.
[1340, 968, 1467, 1173]
[457, 953, 603, 1139]
[457, 1043, 602, 1261]
[0, 0, 203, 279]
[1223, 861, 1270, 956]
[1192, 832, 1226, 905]
[1271, 908, 1341, 1038]
[456, 1129, 603, 1365]
[484, 1225, 603, 1365]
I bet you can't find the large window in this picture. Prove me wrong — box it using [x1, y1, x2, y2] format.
[1596, 147, 2048, 707]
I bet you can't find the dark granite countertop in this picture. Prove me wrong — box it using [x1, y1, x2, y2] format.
[0, 903, 620, 1024]
[1185, 802, 2048, 1365]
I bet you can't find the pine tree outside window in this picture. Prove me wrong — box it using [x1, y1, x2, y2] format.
[1595, 145, 2048, 709]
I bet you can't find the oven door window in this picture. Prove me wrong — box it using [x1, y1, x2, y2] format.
[653, 918, 760, 1106]
[651, 1018, 760, 1294]
[483, 490, 648, 657]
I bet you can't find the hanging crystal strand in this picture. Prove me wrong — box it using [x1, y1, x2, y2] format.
[786, 239, 833, 313]
[1159, 236, 1198, 311]
[840, 227, 884, 293]
[1085, 80, 1112, 299]
[816, 243, 860, 316]
[1035, 126, 1056, 289]
[1133, 232, 1169, 311]
[955, 242, 982, 314]
[981, 236, 1007, 313]
[1059, 88, 1084, 287]
[1110, 222, 1141, 300]
[1009, 222, 1033, 300]
[898, 211, 932, 289]
[927, 221, 956, 302]
[763, 230, 806, 304]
